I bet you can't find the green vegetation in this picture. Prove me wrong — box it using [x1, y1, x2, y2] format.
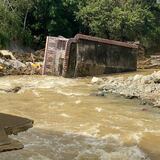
[0, 0, 33, 47]
[0, 0, 160, 52]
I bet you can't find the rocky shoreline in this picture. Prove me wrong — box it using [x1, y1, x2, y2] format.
[92, 71, 160, 108]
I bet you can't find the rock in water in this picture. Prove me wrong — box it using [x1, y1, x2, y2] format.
[91, 77, 104, 84]
[90, 91, 106, 97]
[0, 125, 11, 146]
[0, 126, 23, 152]
[0, 113, 33, 152]
[7, 86, 22, 93]
[0, 86, 22, 93]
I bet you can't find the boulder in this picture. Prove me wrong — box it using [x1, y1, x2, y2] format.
[91, 77, 104, 84]
[0, 86, 22, 93]
[0, 113, 33, 152]
[9, 59, 26, 69]
[0, 50, 16, 60]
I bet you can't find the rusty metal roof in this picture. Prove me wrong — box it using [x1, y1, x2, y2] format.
[75, 34, 138, 49]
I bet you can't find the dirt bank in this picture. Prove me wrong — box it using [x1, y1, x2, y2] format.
[92, 71, 160, 108]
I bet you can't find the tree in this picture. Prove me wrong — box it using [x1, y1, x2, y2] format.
[77, 0, 155, 41]
[0, 0, 33, 48]
[0, 0, 160, 52]
[0, 0, 20, 47]
[26, 0, 86, 47]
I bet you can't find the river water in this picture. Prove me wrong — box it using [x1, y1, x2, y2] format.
[0, 72, 160, 160]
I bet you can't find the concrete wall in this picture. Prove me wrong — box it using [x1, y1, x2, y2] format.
[68, 39, 137, 77]
[65, 43, 77, 77]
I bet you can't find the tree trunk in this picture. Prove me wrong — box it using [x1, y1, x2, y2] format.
[23, 9, 29, 31]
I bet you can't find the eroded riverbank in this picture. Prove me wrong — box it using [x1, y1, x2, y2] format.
[95, 70, 160, 108]
[0, 73, 160, 160]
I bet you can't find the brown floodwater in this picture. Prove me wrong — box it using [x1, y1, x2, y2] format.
[0, 71, 160, 160]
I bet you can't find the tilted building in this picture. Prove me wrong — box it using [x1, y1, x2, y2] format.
[42, 34, 138, 77]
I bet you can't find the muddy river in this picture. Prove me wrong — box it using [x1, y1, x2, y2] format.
[0, 72, 160, 160]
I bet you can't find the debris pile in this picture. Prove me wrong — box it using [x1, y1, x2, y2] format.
[138, 54, 160, 69]
[0, 50, 44, 76]
[92, 71, 160, 108]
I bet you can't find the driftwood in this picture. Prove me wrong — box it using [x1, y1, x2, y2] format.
[141, 58, 151, 65]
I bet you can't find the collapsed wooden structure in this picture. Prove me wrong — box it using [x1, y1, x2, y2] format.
[42, 34, 138, 77]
